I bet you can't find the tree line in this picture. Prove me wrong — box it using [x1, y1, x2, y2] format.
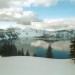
[0, 41, 30, 57]
[0, 40, 53, 58]
[0, 39, 75, 60]
[0, 41, 52, 58]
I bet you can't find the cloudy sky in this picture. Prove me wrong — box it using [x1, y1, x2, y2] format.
[0, 0, 75, 29]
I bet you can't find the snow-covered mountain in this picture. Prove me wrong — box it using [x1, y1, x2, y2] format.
[0, 26, 75, 41]
[0, 28, 18, 40]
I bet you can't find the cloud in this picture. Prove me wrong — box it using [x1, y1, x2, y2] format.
[31, 40, 71, 51]
[0, 0, 58, 9]
[0, 0, 75, 31]
[2, 0, 75, 9]
[31, 18, 75, 30]
[0, 0, 10, 8]
[0, 8, 41, 25]
[52, 41, 71, 51]
[31, 40, 49, 49]
[0, 7, 75, 30]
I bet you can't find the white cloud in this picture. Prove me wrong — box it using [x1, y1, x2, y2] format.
[0, 0, 58, 9]
[31, 18, 75, 30]
[52, 41, 71, 51]
[0, 7, 75, 30]
[31, 40, 49, 49]
[31, 40, 71, 51]
[0, 0, 75, 31]
[0, 8, 41, 25]
[44, 18, 75, 26]
[0, 0, 10, 8]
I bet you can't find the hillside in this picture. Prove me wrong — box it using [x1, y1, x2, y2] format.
[0, 56, 75, 75]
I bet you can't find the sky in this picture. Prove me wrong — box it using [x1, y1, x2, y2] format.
[0, 0, 75, 29]
[24, 0, 75, 19]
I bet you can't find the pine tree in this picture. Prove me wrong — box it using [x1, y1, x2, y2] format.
[46, 45, 53, 58]
[17, 50, 22, 56]
[70, 39, 75, 58]
[17, 48, 24, 56]
[21, 48, 24, 56]
[70, 39, 75, 63]
[11, 44, 17, 56]
[33, 53, 37, 57]
[26, 50, 30, 56]
[0, 41, 11, 57]
[0, 41, 17, 57]
[17, 50, 21, 56]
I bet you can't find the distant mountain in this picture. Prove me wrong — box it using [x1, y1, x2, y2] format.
[0, 26, 75, 41]
[0, 28, 18, 41]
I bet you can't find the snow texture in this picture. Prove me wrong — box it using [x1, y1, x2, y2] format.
[0, 56, 75, 75]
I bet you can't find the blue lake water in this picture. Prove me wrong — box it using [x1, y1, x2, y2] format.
[36, 47, 70, 59]
[52, 49, 70, 59]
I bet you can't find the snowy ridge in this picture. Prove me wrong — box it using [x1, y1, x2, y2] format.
[15, 27, 44, 37]
[0, 28, 18, 40]
[0, 26, 75, 41]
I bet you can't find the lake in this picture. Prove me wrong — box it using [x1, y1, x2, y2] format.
[0, 37, 70, 59]
[12, 37, 70, 59]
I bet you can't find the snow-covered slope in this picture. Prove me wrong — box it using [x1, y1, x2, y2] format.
[0, 28, 18, 40]
[15, 27, 44, 37]
[0, 27, 44, 40]
[0, 26, 75, 41]
[0, 56, 75, 75]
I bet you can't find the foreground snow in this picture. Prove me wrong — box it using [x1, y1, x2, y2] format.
[0, 56, 75, 75]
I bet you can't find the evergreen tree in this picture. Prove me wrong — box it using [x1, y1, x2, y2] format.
[10, 44, 17, 56]
[0, 41, 17, 57]
[17, 50, 22, 56]
[21, 48, 24, 56]
[33, 53, 37, 57]
[70, 39, 75, 63]
[0, 41, 10, 57]
[70, 39, 75, 58]
[26, 50, 30, 56]
[46, 45, 53, 58]
[17, 48, 24, 56]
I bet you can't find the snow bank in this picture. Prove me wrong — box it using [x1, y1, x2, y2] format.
[0, 56, 75, 75]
